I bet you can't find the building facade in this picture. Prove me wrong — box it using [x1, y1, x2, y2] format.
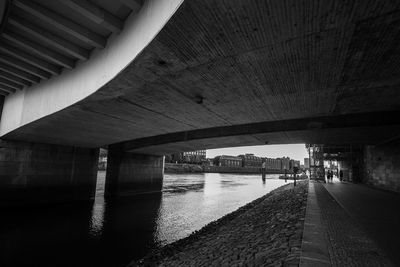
[265, 158, 281, 170]
[280, 157, 291, 170]
[167, 150, 206, 164]
[213, 155, 242, 167]
[239, 154, 263, 167]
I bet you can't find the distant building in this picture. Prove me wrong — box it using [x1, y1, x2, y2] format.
[167, 150, 206, 164]
[183, 150, 206, 158]
[213, 155, 242, 167]
[290, 159, 301, 170]
[265, 157, 281, 170]
[280, 157, 290, 170]
[239, 154, 263, 167]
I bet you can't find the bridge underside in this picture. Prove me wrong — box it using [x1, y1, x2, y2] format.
[1, 0, 400, 204]
[2, 0, 400, 151]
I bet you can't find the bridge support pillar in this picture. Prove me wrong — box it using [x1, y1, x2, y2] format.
[364, 142, 400, 193]
[105, 146, 164, 197]
[0, 140, 99, 207]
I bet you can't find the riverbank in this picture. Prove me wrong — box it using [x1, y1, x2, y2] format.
[129, 180, 308, 266]
[165, 163, 286, 174]
[164, 163, 203, 173]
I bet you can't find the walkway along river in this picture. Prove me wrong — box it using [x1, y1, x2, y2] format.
[0, 172, 286, 267]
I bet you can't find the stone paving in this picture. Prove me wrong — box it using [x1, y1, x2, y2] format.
[311, 181, 394, 267]
[129, 181, 308, 267]
[323, 181, 400, 266]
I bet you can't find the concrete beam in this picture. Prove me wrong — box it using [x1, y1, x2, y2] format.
[119, 0, 142, 12]
[120, 110, 400, 152]
[0, 53, 52, 80]
[2, 31, 75, 69]
[0, 62, 40, 84]
[0, 0, 185, 139]
[14, 0, 106, 48]
[0, 77, 23, 90]
[8, 16, 90, 60]
[0, 70, 31, 87]
[59, 0, 123, 33]
[0, 88, 10, 95]
[0, 84, 16, 93]
[0, 41, 62, 75]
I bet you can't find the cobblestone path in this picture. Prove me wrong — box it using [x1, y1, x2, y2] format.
[314, 182, 394, 267]
[129, 181, 308, 267]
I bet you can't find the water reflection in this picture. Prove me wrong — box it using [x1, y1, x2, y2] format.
[0, 202, 94, 267]
[0, 172, 285, 267]
[97, 193, 162, 267]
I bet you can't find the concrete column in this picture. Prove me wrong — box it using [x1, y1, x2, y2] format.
[338, 160, 352, 182]
[364, 142, 400, 193]
[0, 140, 99, 207]
[105, 146, 164, 197]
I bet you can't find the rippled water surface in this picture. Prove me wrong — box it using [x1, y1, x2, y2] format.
[1, 172, 286, 267]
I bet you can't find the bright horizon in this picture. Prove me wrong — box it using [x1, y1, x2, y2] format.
[206, 144, 309, 165]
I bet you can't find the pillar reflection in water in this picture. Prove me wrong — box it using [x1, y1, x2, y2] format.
[0, 202, 94, 267]
[0, 178, 162, 267]
[97, 193, 162, 267]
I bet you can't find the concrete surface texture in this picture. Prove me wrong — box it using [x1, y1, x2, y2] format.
[0, 0, 184, 141]
[0, 140, 99, 206]
[105, 146, 164, 197]
[364, 142, 400, 193]
[0, 0, 400, 152]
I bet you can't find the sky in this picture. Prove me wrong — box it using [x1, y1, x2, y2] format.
[206, 144, 308, 164]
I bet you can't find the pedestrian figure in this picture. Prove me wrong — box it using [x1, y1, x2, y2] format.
[339, 170, 343, 182]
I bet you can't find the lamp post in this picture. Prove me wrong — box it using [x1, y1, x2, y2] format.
[293, 166, 299, 186]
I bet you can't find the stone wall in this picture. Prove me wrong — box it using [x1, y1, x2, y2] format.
[364, 143, 400, 193]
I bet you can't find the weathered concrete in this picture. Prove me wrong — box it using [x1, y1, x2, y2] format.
[1, 0, 400, 152]
[337, 160, 352, 182]
[0, 140, 99, 206]
[0, 0, 184, 142]
[105, 146, 164, 197]
[364, 142, 400, 193]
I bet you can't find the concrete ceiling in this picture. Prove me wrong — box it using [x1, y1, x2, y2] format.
[0, 0, 141, 96]
[2, 0, 400, 153]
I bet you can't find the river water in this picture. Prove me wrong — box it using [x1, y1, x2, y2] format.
[1, 172, 286, 267]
